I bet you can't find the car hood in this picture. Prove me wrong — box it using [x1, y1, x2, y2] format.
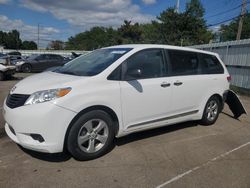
[11, 71, 85, 94]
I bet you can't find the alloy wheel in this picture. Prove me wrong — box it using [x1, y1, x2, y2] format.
[206, 100, 218, 121]
[77, 119, 109, 153]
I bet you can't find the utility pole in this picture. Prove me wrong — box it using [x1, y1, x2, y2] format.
[37, 23, 40, 50]
[236, 0, 247, 40]
[175, 0, 180, 13]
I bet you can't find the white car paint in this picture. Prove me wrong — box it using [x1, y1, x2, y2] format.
[0, 64, 15, 72]
[3, 44, 230, 153]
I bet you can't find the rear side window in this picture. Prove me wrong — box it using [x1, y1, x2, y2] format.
[168, 50, 199, 76]
[124, 49, 166, 80]
[200, 54, 224, 74]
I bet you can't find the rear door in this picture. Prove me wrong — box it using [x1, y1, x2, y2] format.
[34, 54, 49, 71]
[52, 55, 64, 66]
[120, 48, 173, 130]
[45, 54, 57, 69]
[166, 50, 208, 115]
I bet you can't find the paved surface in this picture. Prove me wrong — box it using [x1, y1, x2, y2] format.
[0, 73, 250, 188]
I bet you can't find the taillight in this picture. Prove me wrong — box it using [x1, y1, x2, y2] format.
[227, 75, 231, 82]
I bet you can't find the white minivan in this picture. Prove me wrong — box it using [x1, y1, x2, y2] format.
[3, 45, 246, 160]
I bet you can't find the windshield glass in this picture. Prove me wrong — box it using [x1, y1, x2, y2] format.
[54, 48, 132, 76]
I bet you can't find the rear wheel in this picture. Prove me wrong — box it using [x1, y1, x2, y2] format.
[200, 96, 221, 125]
[67, 110, 115, 160]
[21, 64, 31, 73]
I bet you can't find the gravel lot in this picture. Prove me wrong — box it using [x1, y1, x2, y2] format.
[0, 73, 250, 188]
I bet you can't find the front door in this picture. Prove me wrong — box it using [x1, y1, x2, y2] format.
[120, 49, 172, 130]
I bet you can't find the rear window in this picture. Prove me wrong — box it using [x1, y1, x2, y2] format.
[200, 54, 224, 74]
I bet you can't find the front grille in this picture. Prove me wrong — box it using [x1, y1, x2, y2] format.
[6, 94, 30, 109]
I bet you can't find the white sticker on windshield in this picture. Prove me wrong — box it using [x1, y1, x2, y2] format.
[111, 51, 126, 54]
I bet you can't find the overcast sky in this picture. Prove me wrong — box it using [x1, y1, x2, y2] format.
[0, 0, 247, 46]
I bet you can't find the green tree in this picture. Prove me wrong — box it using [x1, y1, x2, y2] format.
[118, 20, 142, 43]
[220, 13, 250, 41]
[66, 27, 121, 50]
[186, 0, 205, 18]
[65, 0, 213, 49]
[139, 22, 162, 44]
[155, 0, 212, 46]
[0, 30, 22, 49]
[21, 41, 37, 50]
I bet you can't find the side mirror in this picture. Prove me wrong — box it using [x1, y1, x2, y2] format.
[125, 68, 142, 81]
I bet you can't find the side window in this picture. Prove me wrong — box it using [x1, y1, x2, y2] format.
[48, 54, 55, 59]
[56, 55, 63, 61]
[107, 65, 122, 80]
[200, 54, 224, 74]
[36, 55, 45, 60]
[124, 49, 166, 80]
[168, 50, 199, 76]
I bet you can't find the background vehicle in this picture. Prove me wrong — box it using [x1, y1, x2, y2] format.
[7, 51, 23, 63]
[3, 45, 246, 160]
[15, 54, 68, 72]
[0, 56, 16, 81]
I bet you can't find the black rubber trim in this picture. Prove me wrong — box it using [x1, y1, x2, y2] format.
[128, 110, 199, 129]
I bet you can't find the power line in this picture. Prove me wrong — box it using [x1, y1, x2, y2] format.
[205, 4, 242, 19]
[207, 1, 249, 27]
[208, 15, 239, 27]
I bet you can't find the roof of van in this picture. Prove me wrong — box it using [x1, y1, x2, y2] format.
[105, 44, 218, 56]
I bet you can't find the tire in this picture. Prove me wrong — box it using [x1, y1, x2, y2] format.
[0, 72, 4, 81]
[67, 110, 115, 160]
[21, 64, 32, 73]
[200, 96, 221, 125]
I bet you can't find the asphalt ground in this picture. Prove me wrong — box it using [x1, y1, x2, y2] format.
[0, 73, 249, 188]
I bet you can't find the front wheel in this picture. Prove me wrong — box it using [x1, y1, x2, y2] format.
[21, 64, 32, 73]
[67, 110, 115, 160]
[200, 96, 221, 125]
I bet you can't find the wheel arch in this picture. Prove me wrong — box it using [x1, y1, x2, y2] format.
[63, 105, 120, 151]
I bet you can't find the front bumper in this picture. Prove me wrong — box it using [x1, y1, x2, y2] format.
[4, 68, 16, 76]
[3, 100, 77, 153]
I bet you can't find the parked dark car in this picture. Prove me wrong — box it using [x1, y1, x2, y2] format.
[15, 54, 68, 72]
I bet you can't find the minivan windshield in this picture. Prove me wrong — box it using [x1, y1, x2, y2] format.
[54, 48, 132, 76]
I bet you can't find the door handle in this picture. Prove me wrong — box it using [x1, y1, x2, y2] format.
[161, 82, 171, 88]
[174, 81, 183, 86]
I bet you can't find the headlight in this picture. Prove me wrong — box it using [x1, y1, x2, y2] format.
[25, 87, 71, 105]
[16, 61, 25, 65]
